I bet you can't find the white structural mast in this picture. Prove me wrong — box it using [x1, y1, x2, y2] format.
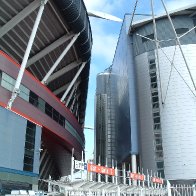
[6, 0, 87, 109]
[41, 33, 80, 84]
[7, 0, 48, 109]
[61, 62, 87, 102]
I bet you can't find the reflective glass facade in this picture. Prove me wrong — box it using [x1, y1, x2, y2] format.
[95, 71, 119, 166]
[95, 67, 133, 166]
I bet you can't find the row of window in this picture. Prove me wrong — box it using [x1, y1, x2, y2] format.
[142, 27, 190, 43]
[0, 71, 84, 147]
[23, 121, 36, 172]
[148, 57, 165, 178]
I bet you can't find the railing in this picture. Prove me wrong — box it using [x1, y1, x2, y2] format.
[42, 160, 168, 196]
[41, 160, 196, 196]
[45, 178, 167, 196]
[168, 182, 196, 196]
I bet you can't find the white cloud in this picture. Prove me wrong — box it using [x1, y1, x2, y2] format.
[166, 0, 196, 10]
[84, 0, 125, 14]
[91, 29, 118, 65]
[153, 0, 196, 14]
[87, 18, 119, 71]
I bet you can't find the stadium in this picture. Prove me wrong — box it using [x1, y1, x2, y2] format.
[0, 0, 92, 192]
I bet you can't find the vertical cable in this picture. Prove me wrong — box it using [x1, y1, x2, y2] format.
[161, 0, 196, 91]
[150, 0, 164, 104]
[129, 0, 139, 34]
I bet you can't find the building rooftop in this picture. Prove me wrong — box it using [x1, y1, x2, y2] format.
[131, 3, 196, 30]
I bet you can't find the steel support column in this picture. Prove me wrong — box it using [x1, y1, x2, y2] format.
[0, 0, 41, 38]
[46, 61, 81, 84]
[7, 0, 48, 109]
[27, 34, 74, 67]
[41, 33, 80, 84]
[66, 81, 80, 107]
[61, 62, 87, 102]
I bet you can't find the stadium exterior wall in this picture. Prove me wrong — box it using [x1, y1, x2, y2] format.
[0, 51, 85, 192]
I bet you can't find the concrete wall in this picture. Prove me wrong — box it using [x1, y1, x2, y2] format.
[0, 107, 26, 171]
[0, 106, 42, 185]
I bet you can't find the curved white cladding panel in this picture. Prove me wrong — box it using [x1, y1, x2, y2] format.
[158, 44, 196, 180]
[135, 53, 157, 172]
[134, 44, 196, 179]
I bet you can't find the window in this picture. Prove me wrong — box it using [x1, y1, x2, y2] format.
[151, 76, 157, 83]
[45, 102, 52, 118]
[152, 102, 159, 109]
[152, 96, 159, 103]
[150, 72, 157, 78]
[149, 59, 155, 64]
[155, 138, 162, 145]
[155, 151, 163, 159]
[151, 82, 158, 89]
[154, 132, 162, 138]
[153, 112, 160, 117]
[38, 97, 45, 112]
[154, 123, 161, 130]
[20, 85, 30, 102]
[153, 116, 160, 124]
[149, 63, 156, 70]
[29, 91, 38, 107]
[157, 161, 164, 169]
[1, 72, 15, 91]
[155, 145, 163, 151]
[53, 109, 59, 122]
[152, 91, 158, 97]
[142, 33, 154, 42]
[175, 28, 189, 35]
[59, 115, 65, 127]
[1, 72, 29, 101]
[23, 121, 36, 172]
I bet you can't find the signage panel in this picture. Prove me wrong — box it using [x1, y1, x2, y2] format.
[129, 173, 145, 181]
[87, 163, 115, 176]
[74, 160, 85, 170]
[152, 177, 164, 184]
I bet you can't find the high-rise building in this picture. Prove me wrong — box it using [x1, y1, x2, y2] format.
[95, 69, 120, 167]
[95, 65, 138, 169]
[0, 0, 92, 192]
[96, 4, 196, 183]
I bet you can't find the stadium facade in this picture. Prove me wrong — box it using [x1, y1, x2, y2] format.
[95, 4, 196, 183]
[0, 0, 92, 192]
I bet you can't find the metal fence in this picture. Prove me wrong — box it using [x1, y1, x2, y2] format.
[168, 183, 196, 196]
[45, 177, 167, 196]
[44, 178, 196, 196]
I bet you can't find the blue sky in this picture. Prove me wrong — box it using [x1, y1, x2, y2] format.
[83, 0, 196, 161]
